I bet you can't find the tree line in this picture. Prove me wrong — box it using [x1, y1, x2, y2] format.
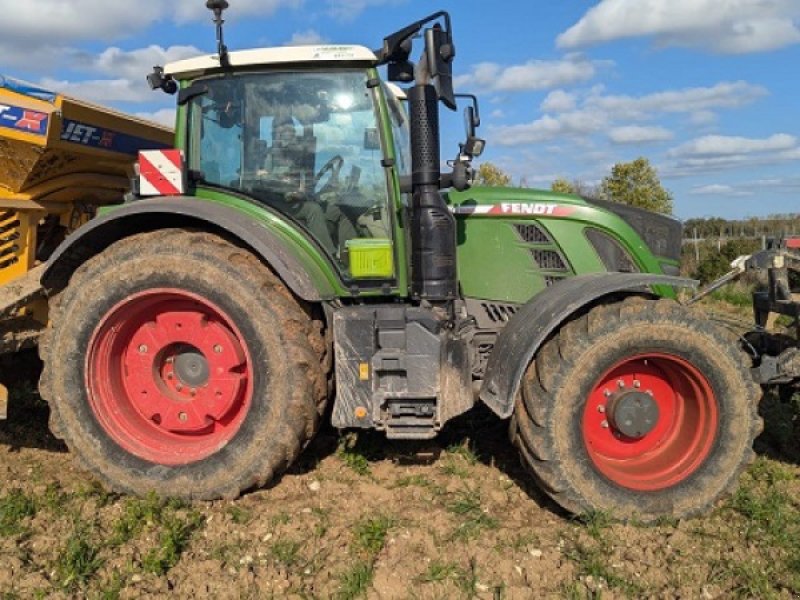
[477, 157, 674, 215]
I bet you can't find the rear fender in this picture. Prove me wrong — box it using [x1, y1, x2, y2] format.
[479, 272, 697, 419]
[41, 197, 336, 302]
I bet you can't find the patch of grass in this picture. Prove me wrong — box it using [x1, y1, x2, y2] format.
[0, 489, 36, 536]
[446, 441, 480, 465]
[563, 539, 643, 597]
[98, 572, 126, 600]
[446, 487, 498, 541]
[416, 560, 460, 584]
[575, 510, 614, 540]
[336, 432, 385, 478]
[336, 560, 373, 600]
[312, 506, 331, 538]
[270, 539, 303, 567]
[56, 520, 104, 590]
[503, 531, 541, 553]
[353, 515, 394, 556]
[391, 474, 434, 489]
[209, 541, 243, 565]
[226, 505, 251, 525]
[711, 558, 776, 600]
[454, 557, 479, 598]
[75, 480, 117, 507]
[731, 459, 796, 545]
[39, 483, 69, 512]
[335, 514, 395, 598]
[142, 509, 205, 575]
[111, 492, 188, 546]
[270, 511, 291, 527]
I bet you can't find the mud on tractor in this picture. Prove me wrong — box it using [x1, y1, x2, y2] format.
[34, 4, 762, 521]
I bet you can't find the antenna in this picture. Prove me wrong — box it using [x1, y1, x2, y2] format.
[206, 0, 230, 67]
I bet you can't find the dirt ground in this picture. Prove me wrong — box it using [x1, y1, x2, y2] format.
[0, 340, 798, 599]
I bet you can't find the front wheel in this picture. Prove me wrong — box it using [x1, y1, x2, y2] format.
[39, 229, 328, 500]
[511, 297, 762, 521]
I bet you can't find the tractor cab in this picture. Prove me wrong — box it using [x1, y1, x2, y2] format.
[165, 50, 398, 280]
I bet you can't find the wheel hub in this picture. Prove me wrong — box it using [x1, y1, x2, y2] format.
[172, 345, 210, 387]
[607, 390, 660, 439]
[86, 289, 253, 466]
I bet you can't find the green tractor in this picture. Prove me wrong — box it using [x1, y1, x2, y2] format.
[37, 4, 760, 520]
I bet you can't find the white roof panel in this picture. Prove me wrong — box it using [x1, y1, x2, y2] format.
[165, 45, 377, 78]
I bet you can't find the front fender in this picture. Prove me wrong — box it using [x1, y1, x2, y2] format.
[479, 272, 698, 419]
[42, 197, 336, 302]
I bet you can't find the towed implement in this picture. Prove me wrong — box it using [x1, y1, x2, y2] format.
[34, 4, 762, 521]
[0, 76, 172, 410]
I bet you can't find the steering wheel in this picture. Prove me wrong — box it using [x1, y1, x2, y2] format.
[314, 155, 344, 193]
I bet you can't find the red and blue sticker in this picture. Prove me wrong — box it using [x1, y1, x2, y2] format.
[61, 119, 170, 155]
[0, 103, 49, 135]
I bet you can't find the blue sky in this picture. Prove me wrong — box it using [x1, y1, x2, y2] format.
[0, 0, 798, 219]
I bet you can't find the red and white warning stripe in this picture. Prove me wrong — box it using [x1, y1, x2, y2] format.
[138, 149, 185, 196]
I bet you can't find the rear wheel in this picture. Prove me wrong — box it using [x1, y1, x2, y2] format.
[511, 297, 762, 520]
[39, 229, 328, 500]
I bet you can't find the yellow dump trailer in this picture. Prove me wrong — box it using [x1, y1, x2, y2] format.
[0, 76, 173, 411]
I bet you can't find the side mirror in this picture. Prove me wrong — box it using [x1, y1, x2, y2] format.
[425, 24, 456, 110]
[147, 66, 178, 95]
[462, 136, 485, 159]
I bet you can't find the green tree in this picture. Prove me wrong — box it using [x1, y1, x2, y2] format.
[599, 157, 673, 215]
[476, 162, 512, 187]
[551, 178, 576, 194]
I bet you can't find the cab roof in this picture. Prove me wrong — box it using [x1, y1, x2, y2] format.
[164, 45, 378, 79]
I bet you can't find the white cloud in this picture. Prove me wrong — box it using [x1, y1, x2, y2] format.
[135, 108, 177, 127]
[558, 0, 800, 54]
[586, 81, 767, 118]
[689, 110, 718, 126]
[326, 0, 407, 22]
[490, 110, 608, 146]
[690, 184, 752, 196]
[38, 77, 155, 104]
[666, 134, 800, 175]
[491, 81, 766, 147]
[32, 45, 204, 108]
[541, 90, 577, 113]
[74, 45, 204, 80]
[670, 134, 798, 157]
[286, 30, 328, 46]
[455, 55, 605, 93]
[0, 1, 162, 44]
[0, 1, 301, 46]
[608, 125, 673, 144]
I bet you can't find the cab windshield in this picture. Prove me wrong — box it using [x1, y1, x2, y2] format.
[187, 70, 392, 277]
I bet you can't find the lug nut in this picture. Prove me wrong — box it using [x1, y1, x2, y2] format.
[214, 345, 223, 354]
[601, 420, 609, 429]
[190, 388, 197, 397]
[646, 390, 654, 397]
[633, 380, 641, 388]
[166, 357, 174, 364]
[617, 380, 625, 388]
[178, 412, 188, 422]
[603, 390, 611, 398]
[138, 344, 148, 354]
[597, 405, 606, 413]
[176, 383, 183, 392]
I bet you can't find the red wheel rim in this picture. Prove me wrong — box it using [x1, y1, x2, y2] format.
[86, 289, 253, 466]
[582, 353, 718, 491]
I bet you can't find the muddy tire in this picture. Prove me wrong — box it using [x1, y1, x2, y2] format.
[39, 229, 328, 500]
[510, 297, 762, 521]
